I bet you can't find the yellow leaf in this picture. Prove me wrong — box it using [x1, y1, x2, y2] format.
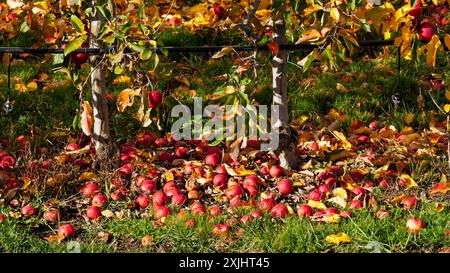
[444, 34, 450, 50]
[292, 115, 309, 126]
[444, 104, 450, 113]
[26, 81, 38, 91]
[404, 113, 414, 125]
[323, 213, 341, 223]
[235, 165, 256, 176]
[81, 101, 93, 136]
[331, 131, 352, 149]
[15, 83, 28, 93]
[116, 88, 141, 112]
[332, 188, 348, 199]
[400, 174, 418, 188]
[301, 159, 313, 170]
[112, 75, 131, 85]
[435, 203, 445, 213]
[426, 35, 441, 67]
[303, 4, 322, 15]
[325, 232, 352, 245]
[78, 172, 99, 182]
[330, 8, 340, 22]
[21, 177, 32, 190]
[286, 204, 295, 214]
[308, 200, 327, 210]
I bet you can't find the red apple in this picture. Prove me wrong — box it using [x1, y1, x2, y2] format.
[213, 174, 228, 188]
[406, 217, 425, 234]
[212, 223, 230, 236]
[401, 196, 418, 210]
[375, 209, 390, 220]
[82, 182, 100, 198]
[159, 151, 174, 163]
[58, 224, 75, 237]
[140, 180, 157, 193]
[185, 219, 197, 228]
[147, 90, 163, 108]
[318, 184, 331, 194]
[86, 206, 101, 219]
[154, 137, 168, 147]
[277, 179, 293, 195]
[65, 142, 79, 151]
[270, 203, 288, 218]
[240, 215, 253, 225]
[260, 166, 270, 175]
[329, 166, 344, 176]
[191, 202, 207, 216]
[307, 189, 322, 201]
[225, 184, 244, 200]
[250, 210, 263, 218]
[297, 204, 313, 217]
[230, 196, 243, 209]
[168, 16, 181, 27]
[152, 191, 169, 206]
[92, 194, 108, 208]
[418, 23, 435, 42]
[119, 163, 133, 177]
[209, 205, 222, 216]
[43, 210, 60, 222]
[136, 194, 150, 209]
[175, 147, 188, 158]
[340, 211, 352, 218]
[269, 165, 284, 178]
[171, 193, 187, 206]
[110, 192, 122, 201]
[155, 206, 171, 219]
[205, 153, 221, 166]
[259, 198, 276, 211]
[324, 207, 340, 214]
[213, 4, 226, 18]
[349, 200, 363, 209]
[22, 205, 37, 217]
[351, 187, 365, 195]
[215, 165, 228, 175]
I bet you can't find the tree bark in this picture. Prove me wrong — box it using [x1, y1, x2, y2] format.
[90, 7, 111, 164]
[271, 5, 298, 169]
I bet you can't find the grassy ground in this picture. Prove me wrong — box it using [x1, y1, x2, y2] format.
[0, 32, 449, 253]
[1, 205, 449, 253]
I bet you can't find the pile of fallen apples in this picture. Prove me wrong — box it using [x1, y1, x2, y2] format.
[0, 125, 433, 240]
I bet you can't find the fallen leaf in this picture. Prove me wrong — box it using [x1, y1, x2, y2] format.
[400, 174, 418, 188]
[404, 113, 414, 125]
[308, 200, 327, 210]
[325, 232, 351, 245]
[435, 203, 446, 213]
[78, 172, 99, 182]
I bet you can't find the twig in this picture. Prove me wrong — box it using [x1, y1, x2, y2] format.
[241, 0, 262, 41]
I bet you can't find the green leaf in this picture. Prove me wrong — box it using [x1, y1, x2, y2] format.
[150, 53, 159, 70]
[70, 15, 85, 34]
[358, 18, 371, 32]
[114, 65, 125, 75]
[140, 47, 153, 61]
[20, 21, 30, 33]
[64, 36, 86, 56]
[298, 49, 318, 71]
[95, 6, 111, 21]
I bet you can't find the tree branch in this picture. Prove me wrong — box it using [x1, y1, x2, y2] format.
[241, 0, 262, 41]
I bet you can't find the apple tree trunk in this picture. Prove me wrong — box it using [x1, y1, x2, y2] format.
[271, 5, 298, 170]
[90, 7, 111, 164]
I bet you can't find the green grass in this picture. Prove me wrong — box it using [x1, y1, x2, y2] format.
[1, 205, 448, 253]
